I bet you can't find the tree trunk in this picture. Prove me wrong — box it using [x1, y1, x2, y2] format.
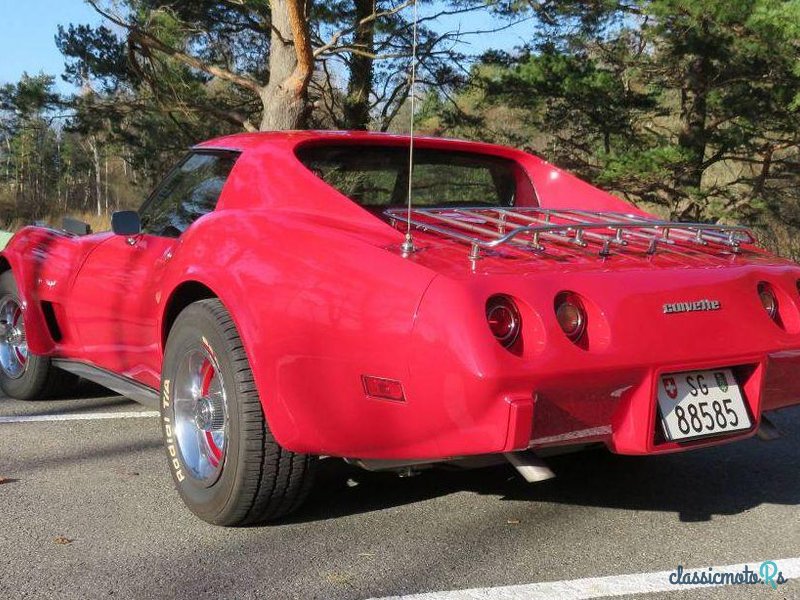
[56, 136, 62, 208]
[678, 78, 707, 187]
[343, 0, 376, 130]
[18, 135, 24, 208]
[90, 138, 102, 216]
[674, 47, 710, 221]
[677, 26, 710, 200]
[63, 156, 71, 210]
[3, 137, 10, 183]
[259, 0, 314, 130]
[104, 156, 109, 213]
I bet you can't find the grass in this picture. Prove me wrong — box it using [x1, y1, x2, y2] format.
[1, 211, 111, 234]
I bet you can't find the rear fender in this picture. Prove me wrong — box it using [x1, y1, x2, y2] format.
[160, 210, 437, 454]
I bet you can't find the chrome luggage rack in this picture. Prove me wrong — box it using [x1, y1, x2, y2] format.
[384, 207, 755, 260]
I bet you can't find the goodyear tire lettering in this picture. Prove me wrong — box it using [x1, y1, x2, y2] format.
[160, 379, 185, 482]
[162, 378, 170, 409]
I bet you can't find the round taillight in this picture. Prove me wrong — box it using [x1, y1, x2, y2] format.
[486, 296, 521, 348]
[555, 294, 587, 341]
[758, 283, 778, 320]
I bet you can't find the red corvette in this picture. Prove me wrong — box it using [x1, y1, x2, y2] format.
[2, 131, 800, 525]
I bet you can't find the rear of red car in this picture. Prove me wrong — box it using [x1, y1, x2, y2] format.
[284, 133, 800, 461]
[404, 249, 800, 460]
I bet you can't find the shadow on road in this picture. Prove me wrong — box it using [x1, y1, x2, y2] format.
[10, 437, 163, 474]
[291, 406, 800, 525]
[54, 378, 122, 401]
[4, 395, 135, 417]
[0, 380, 133, 417]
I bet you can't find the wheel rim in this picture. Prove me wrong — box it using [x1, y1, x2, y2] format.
[173, 348, 228, 486]
[0, 296, 28, 379]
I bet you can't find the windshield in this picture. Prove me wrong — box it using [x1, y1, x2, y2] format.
[296, 144, 534, 208]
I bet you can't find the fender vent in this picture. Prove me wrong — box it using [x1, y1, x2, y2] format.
[40, 301, 63, 342]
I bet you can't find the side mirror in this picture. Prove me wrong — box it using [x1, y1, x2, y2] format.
[111, 211, 141, 236]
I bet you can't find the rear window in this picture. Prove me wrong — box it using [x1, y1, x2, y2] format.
[296, 144, 532, 208]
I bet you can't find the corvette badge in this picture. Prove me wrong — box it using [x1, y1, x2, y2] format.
[663, 299, 721, 314]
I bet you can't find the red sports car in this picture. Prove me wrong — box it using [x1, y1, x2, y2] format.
[2, 131, 799, 525]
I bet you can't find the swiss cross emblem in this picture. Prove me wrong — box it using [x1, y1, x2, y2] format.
[662, 377, 678, 400]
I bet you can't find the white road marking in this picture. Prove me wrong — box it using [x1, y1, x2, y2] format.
[373, 557, 800, 600]
[0, 411, 159, 424]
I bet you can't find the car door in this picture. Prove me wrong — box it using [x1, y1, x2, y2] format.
[67, 150, 240, 389]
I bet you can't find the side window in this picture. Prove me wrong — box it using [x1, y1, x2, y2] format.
[139, 151, 239, 237]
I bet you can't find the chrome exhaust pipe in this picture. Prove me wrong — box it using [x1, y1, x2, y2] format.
[504, 451, 556, 483]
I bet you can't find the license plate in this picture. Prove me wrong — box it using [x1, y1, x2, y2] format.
[657, 369, 751, 442]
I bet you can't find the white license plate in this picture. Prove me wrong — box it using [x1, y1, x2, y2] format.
[657, 369, 751, 441]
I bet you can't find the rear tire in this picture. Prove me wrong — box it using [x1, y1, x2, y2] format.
[160, 298, 315, 526]
[0, 271, 77, 400]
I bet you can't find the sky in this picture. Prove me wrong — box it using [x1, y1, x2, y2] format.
[0, 1, 533, 94]
[0, 0, 103, 92]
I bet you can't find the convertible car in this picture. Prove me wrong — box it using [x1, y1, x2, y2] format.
[2, 131, 800, 525]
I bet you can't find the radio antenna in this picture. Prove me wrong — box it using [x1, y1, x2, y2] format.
[400, 0, 419, 255]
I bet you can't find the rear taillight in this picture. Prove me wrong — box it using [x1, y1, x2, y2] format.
[486, 295, 521, 349]
[555, 293, 587, 342]
[758, 282, 778, 321]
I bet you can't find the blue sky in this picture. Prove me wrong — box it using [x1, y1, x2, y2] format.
[0, 1, 532, 94]
[0, 0, 102, 92]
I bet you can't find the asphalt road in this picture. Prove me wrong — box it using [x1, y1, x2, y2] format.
[1, 388, 798, 600]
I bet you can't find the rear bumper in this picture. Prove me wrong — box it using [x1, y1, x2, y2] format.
[321, 350, 800, 461]
[513, 350, 800, 456]
[526, 355, 772, 456]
